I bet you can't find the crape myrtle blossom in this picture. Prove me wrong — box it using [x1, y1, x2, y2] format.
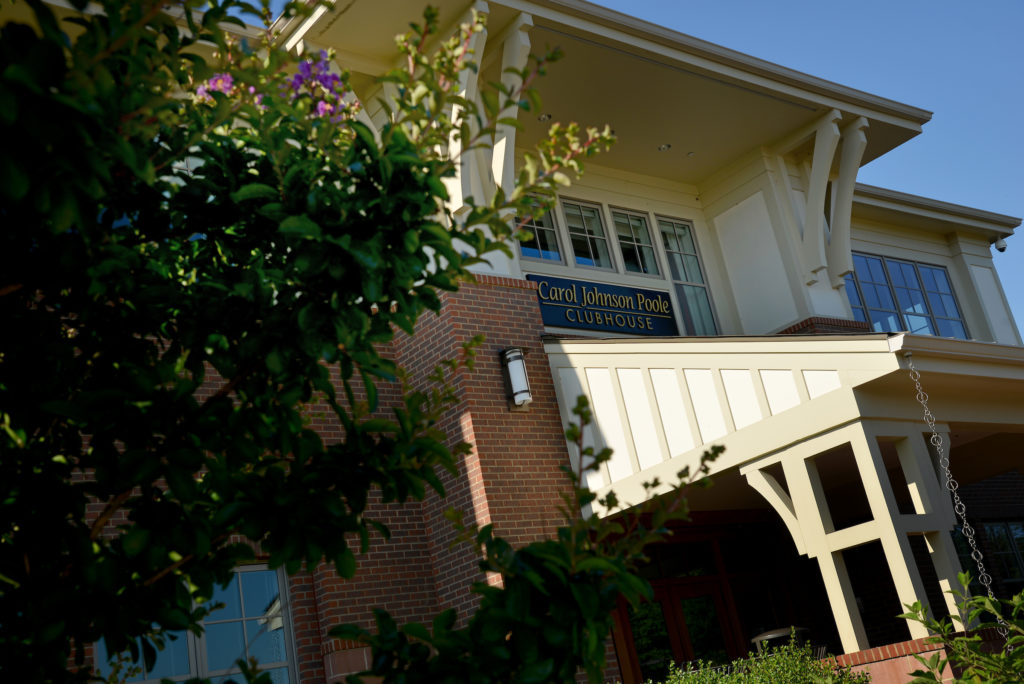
[194, 71, 260, 106]
[194, 50, 355, 123]
[286, 49, 355, 123]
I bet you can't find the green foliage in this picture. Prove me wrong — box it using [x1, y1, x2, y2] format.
[651, 637, 869, 684]
[332, 397, 722, 683]
[900, 572, 1024, 683]
[0, 0, 616, 681]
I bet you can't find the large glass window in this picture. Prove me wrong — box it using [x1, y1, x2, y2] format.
[95, 568, 294, 683]
[659, 218, 717, 336]
[844, 253, 968, 339]
[954, 522, 1024, 595]
[612, 210, 660, 275]
[562, 201, 612, 269]
[517, 209, 562, 262]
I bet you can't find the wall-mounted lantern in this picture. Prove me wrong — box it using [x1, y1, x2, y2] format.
[501, 347, 532, 410]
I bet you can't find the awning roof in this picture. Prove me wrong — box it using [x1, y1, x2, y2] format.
[543, 333, 1024, 514]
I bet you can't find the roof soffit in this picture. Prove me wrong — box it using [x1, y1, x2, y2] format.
[280, 0, 932, 184]
[852, 184, 1021, 239]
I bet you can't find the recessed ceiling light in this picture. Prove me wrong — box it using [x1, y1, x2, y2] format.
[537, 113, 552, 122]
[657, 143, 672, 152]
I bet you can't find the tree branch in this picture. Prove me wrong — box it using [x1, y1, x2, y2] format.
[89, 490, 133, 540]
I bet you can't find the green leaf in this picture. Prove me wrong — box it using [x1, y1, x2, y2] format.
[335, 548, 356, 578]
[279, 214, 322, 239]
[122, 528, 150, 558]
[231, 183, 278, 202]
[519, 658, 554, 684]
[266, 350, 285, 375]
[401, 622, 432, 642]
[0, 155, 28, 201]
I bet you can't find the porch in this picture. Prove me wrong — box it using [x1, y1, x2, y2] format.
[544, 333, 1024, 680]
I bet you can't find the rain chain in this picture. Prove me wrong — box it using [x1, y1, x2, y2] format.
[904, 351, 1010, 647]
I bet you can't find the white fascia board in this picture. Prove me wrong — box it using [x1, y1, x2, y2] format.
[495, 0, 931, 129]
[271, 0, 332, 51]
[890, 333, 1024, 368]
[854, 184, 1021, 237]
[543, 333, 893, 357]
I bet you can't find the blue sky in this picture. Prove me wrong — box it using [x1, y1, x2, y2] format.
[588, 0, 1023, 336]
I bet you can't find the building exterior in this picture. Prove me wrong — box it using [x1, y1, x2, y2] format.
[98, 0, 1024, 682]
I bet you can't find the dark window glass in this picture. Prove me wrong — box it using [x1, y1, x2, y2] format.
[95, 569, 292, 683]
[517, 209, 562, 262]
[563, 201, 611, 268]
[659, 218, 717, 335]
[844, 254, 968, 340]
[613, 210, 660, 275]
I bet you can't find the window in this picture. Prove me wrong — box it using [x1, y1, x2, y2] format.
[953, 522, 1024, 595]
[517, 209, 562, 262]
[982, 522, 1024, 589]
[95, 567, 294, 683]
[843, 253, 968, 339]
[659, 218, 717, 335]
[612, 210, 660, 275]
[562, 201, 612, 269]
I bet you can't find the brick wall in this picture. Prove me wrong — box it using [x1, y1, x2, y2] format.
[776, 316, 872, 335]
[302, 274, 596, 680]
[77, 274, 623, 682]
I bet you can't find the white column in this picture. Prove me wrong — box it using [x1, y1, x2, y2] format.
[849, 427, 930, 639]
[780, 450, 872, 651]
[818, 550, 870, 652]
[925, 530, 965, 624]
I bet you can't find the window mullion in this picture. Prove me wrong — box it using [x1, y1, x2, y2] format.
[190, 629, 204, 679]
[850, 272, 869, 326]
[911, 261, 941, 332]
[879, 256, 909, 332]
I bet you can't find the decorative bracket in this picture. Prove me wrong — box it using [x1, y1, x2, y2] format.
[801, 109, 842, 285]
[743, 468, 806, 555]
[827, 117, 869, 288]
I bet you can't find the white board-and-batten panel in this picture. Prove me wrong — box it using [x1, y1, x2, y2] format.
[720, 369, 763, 429]
[584, 368, 634, 484]
[617, 369, 665, 472]
[684, 369, 729, 443]
[555, 361, 845, 485]
[557, 366, 604, 490]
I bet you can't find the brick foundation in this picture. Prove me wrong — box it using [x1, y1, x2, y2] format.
[776, 316, 872, 335]
[831, 629, 1005, 683]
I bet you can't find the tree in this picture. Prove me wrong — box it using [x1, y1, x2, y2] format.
[0, 1, 710, 681]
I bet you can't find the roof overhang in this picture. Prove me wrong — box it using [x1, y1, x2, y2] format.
[853, 184, 1021, 242]
[274, 0, 932, 185]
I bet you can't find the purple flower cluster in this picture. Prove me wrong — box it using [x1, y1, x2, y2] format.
[192, 51, 353, 122]
[195, 72, 265, 110]
[288, 50, 352, 122]
[196, 72, 234, 100]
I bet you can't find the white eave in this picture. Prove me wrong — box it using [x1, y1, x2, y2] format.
[532, 0, 932, 127]
[854, 183, 1021, 240]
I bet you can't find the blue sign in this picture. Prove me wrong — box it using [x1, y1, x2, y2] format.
[526, 274, 678, 336]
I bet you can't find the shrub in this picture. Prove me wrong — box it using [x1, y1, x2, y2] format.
[651, 637, 870, 684]
[901, 572, 1024, 683]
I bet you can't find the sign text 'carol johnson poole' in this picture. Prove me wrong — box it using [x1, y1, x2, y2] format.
[526, 275, 678, 336]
